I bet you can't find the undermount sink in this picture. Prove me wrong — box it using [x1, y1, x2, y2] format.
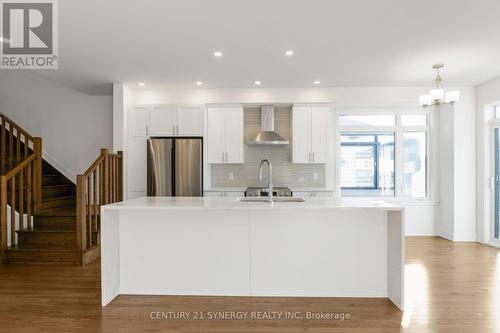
[236, 197, 305, 203]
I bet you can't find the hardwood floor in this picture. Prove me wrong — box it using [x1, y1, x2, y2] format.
[0, 237, 498, 332]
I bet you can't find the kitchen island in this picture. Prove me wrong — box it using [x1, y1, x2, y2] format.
[101, 197, 404, 310]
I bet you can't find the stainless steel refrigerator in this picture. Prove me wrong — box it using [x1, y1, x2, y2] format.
[147, 138, 203, 196]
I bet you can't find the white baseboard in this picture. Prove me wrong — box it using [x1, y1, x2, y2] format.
[42, 150, 76, 184]
[438, 230, 477, 242]
[438, 230, 454, 241]
[452, 234, 477, 242]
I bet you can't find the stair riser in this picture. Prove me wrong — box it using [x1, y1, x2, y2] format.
[33, 216, 76, 231]
[6, 250, 77, 264]
[42, 197, 76, 210]
[42, 186, 76, 199]
[17, 232, 77, 248]
[42, 176, 65, 186]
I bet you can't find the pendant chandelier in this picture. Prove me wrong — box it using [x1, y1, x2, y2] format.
[419, 64, 460, 108]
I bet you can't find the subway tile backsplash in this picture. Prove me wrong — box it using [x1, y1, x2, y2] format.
[210, 107, 326, 188]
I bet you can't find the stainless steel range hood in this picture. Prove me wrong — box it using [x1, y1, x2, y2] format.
[248, 105, 289, 145]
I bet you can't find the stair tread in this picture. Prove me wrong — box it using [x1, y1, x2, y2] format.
[42, 195, 76, 202]
[16, 230, 76, 234]
[37, 208, 76, 217]
[7, 245, 77, 252]
[42, 184, 74, 188]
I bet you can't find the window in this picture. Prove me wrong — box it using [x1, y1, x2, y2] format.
[401, 115, 427, 126]
[338, 112, 429, 199]
[495, 105, 500, 119]
[402, 132, 427, 197]
[341, 133, 395, 197]
[339, 115, 396, 127]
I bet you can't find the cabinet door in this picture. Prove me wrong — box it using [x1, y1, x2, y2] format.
[310, 107, 329, 163]
[128, 137, 147, 192]
[207, 108, 227, 163]
[178, 105, 203, 136]
[130, 106, 149, 137]
[224, 108, 244, 163]
[291, 107, 311, 163]
[149, 105, 177, 136]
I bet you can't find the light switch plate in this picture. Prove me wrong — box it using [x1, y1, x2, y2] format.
[228, 172, 234, 180]
[313, 172, 319, 180]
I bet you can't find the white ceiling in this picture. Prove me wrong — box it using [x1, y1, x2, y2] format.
[34, 0, 500, 94]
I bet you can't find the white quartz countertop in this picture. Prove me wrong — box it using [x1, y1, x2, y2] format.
[102, 196, 404, 211]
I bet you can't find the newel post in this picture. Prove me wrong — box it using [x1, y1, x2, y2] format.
[0, 175, 7, 263]
[76, 175, 85, 266]
[33, 138, 42, 214]
[118, 151, 123, 201]
[101, 149, 109, 205]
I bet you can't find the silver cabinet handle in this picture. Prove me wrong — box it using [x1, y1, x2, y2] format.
[225, 152, 228, 163]
[308, 152, 311, 162]
[146, 125, 149, 136]
[312, 152, 315, 163]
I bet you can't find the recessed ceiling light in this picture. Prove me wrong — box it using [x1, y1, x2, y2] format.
[213, 51, 223, 57]
[254, 80, 261, 85]
[285, 50, 294, 56]
[313, 80, 321, 85]
[195, 81, 203, 86]
[138, 82, 145, 87]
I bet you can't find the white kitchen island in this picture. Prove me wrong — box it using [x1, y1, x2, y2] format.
[101, 197, 405, 310]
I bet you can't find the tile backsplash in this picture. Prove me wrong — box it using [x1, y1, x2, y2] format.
[210, 107, 326, 188]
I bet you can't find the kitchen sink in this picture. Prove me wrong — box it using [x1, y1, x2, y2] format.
[235, 197, 305, 203]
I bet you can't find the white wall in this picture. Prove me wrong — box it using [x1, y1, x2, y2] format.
[476, 76, 500, 244]
[451, 88, 477, 241]
[0, 71, 112, 182]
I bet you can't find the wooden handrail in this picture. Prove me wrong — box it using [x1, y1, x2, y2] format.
[76, 148, 123, 265]
[0, 114, 42, 264]
[3, 155, 36, 179]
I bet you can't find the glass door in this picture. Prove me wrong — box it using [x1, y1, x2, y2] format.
[493, 127, 500, 241]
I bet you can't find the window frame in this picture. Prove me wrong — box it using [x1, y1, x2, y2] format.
[336, 108, 431, 200]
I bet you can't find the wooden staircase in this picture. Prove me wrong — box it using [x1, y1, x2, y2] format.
[5, 161, 78, 264]
[0, 113, 122, 265]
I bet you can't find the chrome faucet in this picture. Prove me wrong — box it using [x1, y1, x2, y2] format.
[258, 159, 273, 203]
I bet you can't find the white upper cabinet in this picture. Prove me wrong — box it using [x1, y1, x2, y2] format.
[207, 108, 227, 163]
[135, 105, 204, 137]
[177, 105, 204, 136]
[149, 105, 177, 136]
[310, 106, 329, 163]
[291, 107, 311, 163]
[130, 106, 149, 137]
[207, 106, 244, 164]
[291, 105, 330, 164]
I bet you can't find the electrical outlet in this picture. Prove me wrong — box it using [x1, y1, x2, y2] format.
[228, 172, 234, 180]
[313, 172, 319, 180]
